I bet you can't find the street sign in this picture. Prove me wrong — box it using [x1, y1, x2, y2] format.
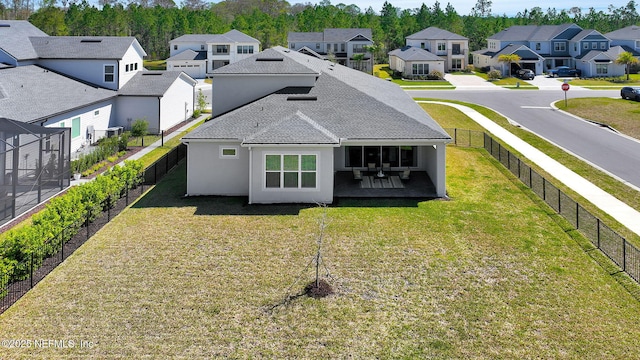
[562, 83, 570, 91]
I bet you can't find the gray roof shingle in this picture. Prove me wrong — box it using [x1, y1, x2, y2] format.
[167, 49, 207, 61]
[490, 24, 581, 42]
[0, 65, 116, 123]
[606, 25, 640, 40]
[118, 71, 195, 96]
[30, 36, 146, 59]
[406, 27, 467, 40]
[0, 20, 48, 61]
[288, 28, 372, 43]
[212, 48, 321, 75]
[185, 46, 450, 144]
[388, 46, 444, 61]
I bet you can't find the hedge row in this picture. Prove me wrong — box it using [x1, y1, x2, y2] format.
[0, 160, 144, 280]
[71, 134, 129, 174]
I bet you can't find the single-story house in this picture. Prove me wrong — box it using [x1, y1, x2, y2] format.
[388, 46, 445, 78]
[182, 47, 451, 204]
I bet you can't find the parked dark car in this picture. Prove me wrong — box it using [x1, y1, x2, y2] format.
[547, 66, 581, 77]
[516, 69, 535, 80]
[621, 86, 640, 100]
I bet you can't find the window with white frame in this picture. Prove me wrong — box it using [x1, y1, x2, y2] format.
[219, 146, 239, 159]
[600, 42, 606, 49]
[583, 42, 589, 49]
[237, 45, 253, 54]
[265, 154, 317, 189]
[104, 65, 114, 83]
[596, 64, 608, 75]
[201, 44, 205, 50]
[554, 42, 566, 52]
[174, 45, 177, 50]
[290, 43, 295, 49]
[535, 43, 541, 51]
[412, 63, 429, 75]
[215, 45, 229, 54]
[437, 42, 446, 51]
[592, 42, 597, 49]
[353, 44, 366, 53]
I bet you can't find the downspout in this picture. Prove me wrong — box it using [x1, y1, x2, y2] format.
[248, 146, 252, 204]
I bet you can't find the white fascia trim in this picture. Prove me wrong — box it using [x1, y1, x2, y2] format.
[240, 143, 338, 148]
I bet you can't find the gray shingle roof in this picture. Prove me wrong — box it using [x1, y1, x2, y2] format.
[0, 65, 116, 123]
[30, 36, 146, 59]
[606, 25, 640, 40]
[388, 46, 443, 61]
[185, 46, 450, 144]
[578, 46, 625, 62]
[167, 49, 207, 61]
[212, 48, 321, 75]
[406, 27, 467, 40]
[571, 29, 607, 42]
[0, 20, 48, 61]
[118, 71, 195, 96]
[490, 24, 580, 42]
[171, 30, 260, 44]
[288, 29, 372, 43]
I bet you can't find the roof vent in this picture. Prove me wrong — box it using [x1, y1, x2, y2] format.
[80, 39, 102, 43]
[256, 57, 284, 62]
[142, 73, 162, 76]
[287, 96, 317, 101]
[0, 24, 10, 28]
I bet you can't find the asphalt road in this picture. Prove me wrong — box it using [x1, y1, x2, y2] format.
[408, 88, 640, 190]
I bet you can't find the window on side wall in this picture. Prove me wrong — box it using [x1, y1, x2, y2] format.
[104, 65, 115, 83]
[219, 146, 239, 159]
[71, 117, 81, 138]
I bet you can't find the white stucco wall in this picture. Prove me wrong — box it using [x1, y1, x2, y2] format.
[186, 141, 250, 196]
[38, 59, 120, 90]
[159, 77, 194, 130]
[422, 144, 446, 197]
[114, 96, 160, 132]
[249, 146, 334, 204]
[212, 74, 317, 116]
[42, 100, 115, 152]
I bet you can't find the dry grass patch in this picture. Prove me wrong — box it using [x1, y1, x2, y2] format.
[1, 151, 640, 358]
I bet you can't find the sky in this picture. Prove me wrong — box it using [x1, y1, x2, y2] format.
[337, 0, 613, 16]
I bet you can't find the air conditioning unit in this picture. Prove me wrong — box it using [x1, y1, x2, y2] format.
[106, 126, 124, 138]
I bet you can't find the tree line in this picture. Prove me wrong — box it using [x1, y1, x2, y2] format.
[2, 0, 639, 60]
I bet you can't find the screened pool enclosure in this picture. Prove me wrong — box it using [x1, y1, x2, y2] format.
[0, 118, 71, 226]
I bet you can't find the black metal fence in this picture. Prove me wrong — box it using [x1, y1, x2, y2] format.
[143, 143, 187, 185]
[446, 128, 640, 284]
[0, 184, 145, 313]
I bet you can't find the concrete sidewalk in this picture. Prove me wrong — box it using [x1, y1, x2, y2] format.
[419, 101, 640, 237]
[70, 114, 209, 186]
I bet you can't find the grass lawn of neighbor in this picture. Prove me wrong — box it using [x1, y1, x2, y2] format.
[1, 144, 640, 357]
[557, 97, 640, 140]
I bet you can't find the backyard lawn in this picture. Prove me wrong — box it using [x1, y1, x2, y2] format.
[1, 146, 639, 358]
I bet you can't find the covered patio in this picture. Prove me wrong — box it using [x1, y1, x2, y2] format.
[333, 170, 438, 198]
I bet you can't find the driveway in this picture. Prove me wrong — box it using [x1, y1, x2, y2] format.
[444, 74, 507, 90]
[526, 75, 586, 91]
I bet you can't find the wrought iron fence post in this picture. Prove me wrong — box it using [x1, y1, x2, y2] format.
[86, 207, 90, 240]
[558, 188, 561, 213]
[623, 240, 627, 271]
[597, 218, 601, 249]
[576, 202, 579, 229]
[543, 178, 546, 201]
[107, 197, 111, 222]
[126, 179, 129, 206]
[60, 229, 64, 261]
[30, 252, 34, 289]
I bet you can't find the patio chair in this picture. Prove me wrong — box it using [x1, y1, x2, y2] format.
[382, 163, 391, 173]
[399, 169, 411, 181]
[352, 169, 363, 181]
[367, 163, 377, 174]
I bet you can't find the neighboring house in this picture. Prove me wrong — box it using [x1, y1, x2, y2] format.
[405, 27, 469, 71]
[607, 25, 640, 53]
[182, 47, 451, 204]
[287, 28, 374, 73]
[473, 24, 615, 76]
[576, 46, 626, 77]
[167, 30, 261, 77]
[388, 46, 445, 78]
[0, 20, 197, 152]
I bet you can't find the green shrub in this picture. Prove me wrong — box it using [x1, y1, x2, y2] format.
[488, 70, 502, 80]
[0, 160, 144, 280]
[464, 65, 475, 73]
[427, 70, 443, 80]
